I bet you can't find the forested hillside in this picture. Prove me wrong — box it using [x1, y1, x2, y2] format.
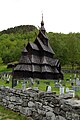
[0, 25, 38, 64]
[0, 25, 80, 69]
[47, 32, 80, 69]
[0, 25, 37, 34]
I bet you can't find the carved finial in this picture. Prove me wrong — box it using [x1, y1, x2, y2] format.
[40, 12, 45, 34]
[41, 13, 44, 26]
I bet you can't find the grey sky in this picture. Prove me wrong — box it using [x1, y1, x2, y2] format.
[0, 0, 80, 33]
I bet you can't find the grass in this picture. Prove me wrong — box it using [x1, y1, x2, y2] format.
[0, 105, 27, 120]
[0, 64, 11, 72]
[0, 73, 80, 96]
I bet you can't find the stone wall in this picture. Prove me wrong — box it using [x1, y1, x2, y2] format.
[0, 86, 80, 120]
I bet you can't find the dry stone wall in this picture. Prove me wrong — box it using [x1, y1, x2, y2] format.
[0, 86, 80, 120]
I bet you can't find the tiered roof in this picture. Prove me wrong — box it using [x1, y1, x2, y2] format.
[13, 15, 63, 79]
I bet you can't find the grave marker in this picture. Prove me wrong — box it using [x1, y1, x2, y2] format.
[22, 83, 26, 91]
[47, 86, 51, 92]
[60, 86, 64, 94]
[76, 78, 80, 86]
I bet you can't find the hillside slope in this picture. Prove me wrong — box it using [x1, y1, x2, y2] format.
[0, 25, 37, 34]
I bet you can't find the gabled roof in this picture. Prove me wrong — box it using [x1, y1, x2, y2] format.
[39, 30, 48, 40]
[27, 42, 39, 51]
[31, 55, 41, 64]
[14, 64, 32, 71]
[41, 56, 58, 66]
[48, 43, 55, 54]
[36, 37, 54, 54]
[42, 65, 59, 73]
[42, 65, 53, 72]
[32, 65, 41, 72]
[19, 55, 31, 64]
[22, 47, 28, 53]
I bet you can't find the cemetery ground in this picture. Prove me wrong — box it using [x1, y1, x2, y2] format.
[0, 64, 80, 97]
[0, 72, 80, 97]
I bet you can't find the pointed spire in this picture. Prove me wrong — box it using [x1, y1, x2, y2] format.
[40, 13, 45, 34]
[41, 13, 44, 26]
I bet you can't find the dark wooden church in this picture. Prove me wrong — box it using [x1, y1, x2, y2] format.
[13, 16, 63, 80]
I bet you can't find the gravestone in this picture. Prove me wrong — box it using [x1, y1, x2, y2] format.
[6, 78, 10, 84]
[47, 86, 51, 92]
[66, 79, 70, 82]
[12, 79, 17, 87]
[22, 83, 26, 91]
[74, 74, 76, 83]
[70, 75, 72, 79]
[17, 80, 18, 85]
[28, 78, 33, 88]
[76, 78, 80, 86]
[33, 87, 39, 91]
[72, 86, 80, 91]
[60, 86, 64, 94]
[72, 86, 75, 91]
[66, 87, 69, 93]
[55, 83, 61, 88]
[30, 78, 34, 85]
[68, 90, 75, 97]
[72, 79, 75, 83]
[4, 74, 6, 79]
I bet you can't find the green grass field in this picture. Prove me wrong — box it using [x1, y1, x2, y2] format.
[0, 64, 11, 72]
[0, 105, 27, 120]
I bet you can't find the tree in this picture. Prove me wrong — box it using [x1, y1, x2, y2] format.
[0, 57, 3, 64]
[66, 33, 79, 69]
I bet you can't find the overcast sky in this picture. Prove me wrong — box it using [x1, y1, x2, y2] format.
[0, 0, 80, 33]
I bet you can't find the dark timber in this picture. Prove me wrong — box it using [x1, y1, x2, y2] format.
[13, 15, 63, 80]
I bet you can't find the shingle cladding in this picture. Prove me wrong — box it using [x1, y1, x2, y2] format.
[36, 37, 54, 54]
[13, 19, 63, 80]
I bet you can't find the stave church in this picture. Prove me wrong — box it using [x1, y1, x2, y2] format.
[13, 15, 63, 80]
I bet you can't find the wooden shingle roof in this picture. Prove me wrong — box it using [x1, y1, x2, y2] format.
[36, 37, 54, 54]
[22, 47, 28, 53]
[41, 56, 58, 66]
[31, 55, 41, 64]
[28, 42, 39, 51]
[14, 64, 32, 71]
[42, 65, 59, 73]
[32, 65, 41, 72]
[19, 55, 31, 64]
